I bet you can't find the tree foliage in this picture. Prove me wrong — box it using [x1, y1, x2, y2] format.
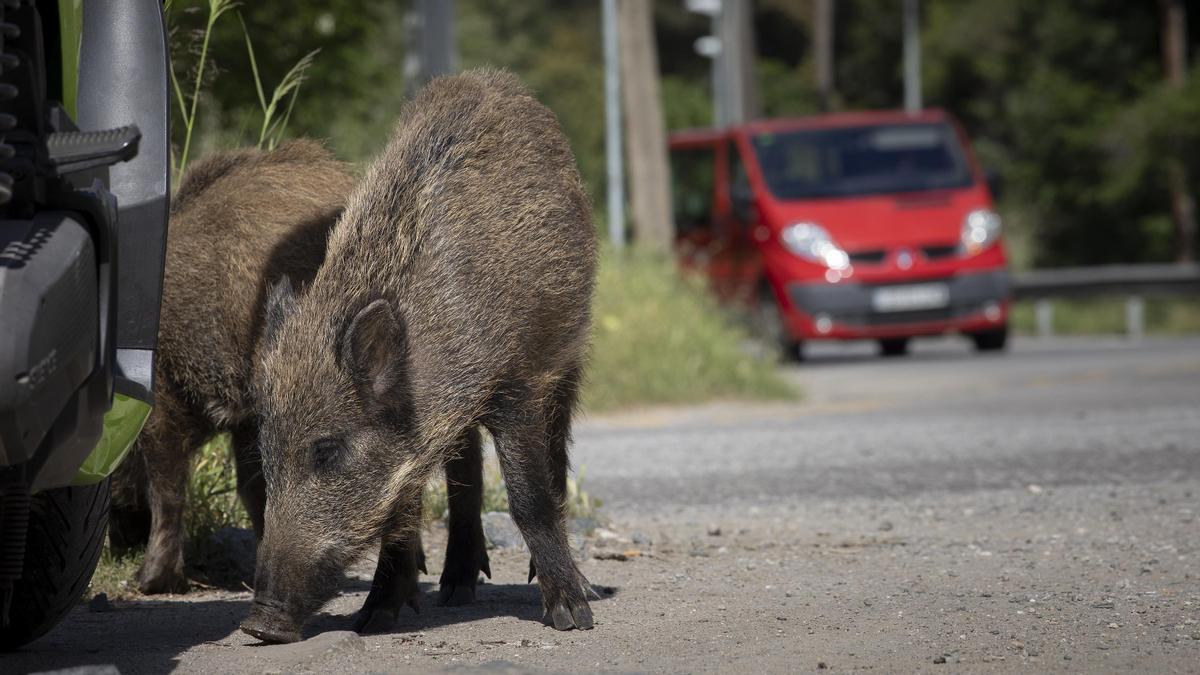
[168, 0, 1199, 266]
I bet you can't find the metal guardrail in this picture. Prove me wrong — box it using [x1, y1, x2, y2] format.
[1011, 263, 1200, 338]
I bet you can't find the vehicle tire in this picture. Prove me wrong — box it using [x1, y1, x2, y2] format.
[970, 326, 1009, 352]
[0, 479, 110, 651]
[780, 340, 805, 363]
[757, 287, 805, 363]
[878, 337, 910, 357]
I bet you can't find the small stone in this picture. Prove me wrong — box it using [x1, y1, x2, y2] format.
[933, 655, 947, 664]
[257, 630, 365, 662]
[817, 662, 828, 669]
[630, 531, 651, 546]
[206, 526, 259, 580]
[593, 528, 620, 541]
[1091, 600, 1115, 609]
[706, 524, 722, 536]
[88, 593, 113, 613]
[482, 512, 527, 551]
[878, 520, 894, 532]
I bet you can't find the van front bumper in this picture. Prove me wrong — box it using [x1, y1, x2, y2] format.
[783, 269, 1011, 339]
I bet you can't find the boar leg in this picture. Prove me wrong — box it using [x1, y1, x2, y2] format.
[231, 423, 267, 540]
[438, 425, 491, 606]
[490, 373, 593, 631]
[354, 508, 426, 633]
[135, 396, 204, 594]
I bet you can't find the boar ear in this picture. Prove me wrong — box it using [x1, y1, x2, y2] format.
[264, 276, 297, 347]
[340, 299, 408, 403]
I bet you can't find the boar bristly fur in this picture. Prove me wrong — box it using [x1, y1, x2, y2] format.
[243, 69, 597, 643]
[111, 141, 356, 594]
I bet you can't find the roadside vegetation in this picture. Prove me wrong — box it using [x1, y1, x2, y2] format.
[584, 249, 795, 411]
[1010, 296, 1200, 336]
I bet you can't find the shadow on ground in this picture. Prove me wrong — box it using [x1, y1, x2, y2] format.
[5, 581, 616, 673]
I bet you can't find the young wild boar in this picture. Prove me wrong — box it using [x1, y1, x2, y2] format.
[109, 141, 356, 593]
[240, 69, 597, 643]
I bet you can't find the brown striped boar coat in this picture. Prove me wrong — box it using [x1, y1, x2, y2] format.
[241, 69, 597, 643]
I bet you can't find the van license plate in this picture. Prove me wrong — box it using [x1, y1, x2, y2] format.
[871, 283, 950, 312]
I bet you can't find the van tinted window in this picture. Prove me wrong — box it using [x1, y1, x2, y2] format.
[671, 147, 716, 232]
[751, 123, 973, 199]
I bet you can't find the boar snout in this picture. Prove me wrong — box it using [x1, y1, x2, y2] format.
[241, 525, 348, 643]
[241, 596, 301, 644]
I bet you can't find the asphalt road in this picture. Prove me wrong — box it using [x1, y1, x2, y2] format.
[8, 336, 1200, 673]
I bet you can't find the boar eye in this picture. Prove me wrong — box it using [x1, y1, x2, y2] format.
[310, 437, 345, 472]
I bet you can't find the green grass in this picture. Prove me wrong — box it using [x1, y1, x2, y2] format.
[186, 433, 251, 540]
[582, 249, 796, 412]
[88, 548, 144, 600]
[1011, 296, 1200, 336]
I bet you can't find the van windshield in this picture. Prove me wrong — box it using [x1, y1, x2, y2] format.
[750, 123, 974, 199]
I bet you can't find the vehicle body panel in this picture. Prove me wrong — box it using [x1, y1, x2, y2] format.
[668, 109, 1010, 344]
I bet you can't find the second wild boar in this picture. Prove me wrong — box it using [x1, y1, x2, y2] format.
[110, 140, 356, 593]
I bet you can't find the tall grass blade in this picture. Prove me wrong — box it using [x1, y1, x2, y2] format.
[257, 49, 319, 149]
[237, 12, 268, 114]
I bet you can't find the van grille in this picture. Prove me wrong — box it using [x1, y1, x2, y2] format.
[845, 244, 961, 266]
[920, 244, 959, 260]
[847, 249, 887, 264]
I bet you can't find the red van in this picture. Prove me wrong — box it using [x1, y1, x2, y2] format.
[669, 109, 1010, 360]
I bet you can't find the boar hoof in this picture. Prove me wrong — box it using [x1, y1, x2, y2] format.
[353, 590, 420, 634]
[134, 563, 188, 595]
[352, 606, 398, 634]
[548, 600, 594, 631]
[436, 583, 477, 607]
[241, 622, 301, 644]
[242, 598, 303, 643]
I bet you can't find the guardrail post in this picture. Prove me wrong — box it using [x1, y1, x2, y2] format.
[1035, 299, 1054, 338]
[1125, 295, 1145, 341]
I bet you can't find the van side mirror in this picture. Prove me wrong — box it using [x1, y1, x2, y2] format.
[985, 169, 1003, 201]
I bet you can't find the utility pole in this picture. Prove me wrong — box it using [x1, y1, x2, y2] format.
[1161, 0, 1196, 262]
[814, 0, 834, 112]
[687, 0, 724, 125]
[619, 0, 674, 253]
[602, 0, 625, 249]
[902, 0, 921, 113]
[721, 0, 758, 124]
[689, 0, 758, 126]
[404, 0, 456, 98]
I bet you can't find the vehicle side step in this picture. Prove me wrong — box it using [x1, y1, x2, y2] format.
[46, 125, 140, 174]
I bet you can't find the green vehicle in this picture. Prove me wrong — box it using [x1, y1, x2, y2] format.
[0, 0, 170, 649]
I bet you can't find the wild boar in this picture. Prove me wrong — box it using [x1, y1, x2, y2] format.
[240, 69, 597, 643]
[109, 141, 356, 593]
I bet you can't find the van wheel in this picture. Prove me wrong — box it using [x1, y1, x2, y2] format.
[970, 326, 1008, 352]
[878, 337, 910, 357]
[781, 340, 805, 363]
[757, 287, 803, 363]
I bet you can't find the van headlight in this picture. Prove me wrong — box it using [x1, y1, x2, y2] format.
[781, 222, 850, 270]
[959, 209, 1002, 256]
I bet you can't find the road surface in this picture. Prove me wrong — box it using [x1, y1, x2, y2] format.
[10, 336, 1200, 673]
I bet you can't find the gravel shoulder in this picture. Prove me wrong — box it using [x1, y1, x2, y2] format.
[8, 337, 1200, 673]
